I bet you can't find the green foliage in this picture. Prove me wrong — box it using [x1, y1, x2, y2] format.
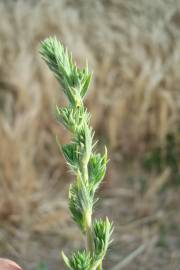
[56, 106, 90, 133]
[40, 37, 113, 270]
[93, 218, 113, 262]
[69, 179, 93, 232]
[37, 262, 48, 270]
[40, 37, 92, 107]
[88, 149, 107, 194]
[62, 251, 92, 270]
[143, 147, 162, 172]
[143, 133, 180, 185]
[62, 143, 81, 173]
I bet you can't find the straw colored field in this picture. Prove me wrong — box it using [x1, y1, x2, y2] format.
[0, 1, 179, 269]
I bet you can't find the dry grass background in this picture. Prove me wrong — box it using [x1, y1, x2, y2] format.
[0, 0, 180, 269]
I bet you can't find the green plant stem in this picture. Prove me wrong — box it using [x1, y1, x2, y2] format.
[86, 213, 94, 256]
[82, 163, 89, 184]
[82, 161, 94, 256]
[97, 263, 102, 270]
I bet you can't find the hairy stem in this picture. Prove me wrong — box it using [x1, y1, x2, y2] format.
[86, 213, 94, 256]
[82, 163, 89, 184]
[97, 262, 102, 270]
[82, 161, 94, 256]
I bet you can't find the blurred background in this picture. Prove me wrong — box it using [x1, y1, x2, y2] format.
[0, 0, 180, 269]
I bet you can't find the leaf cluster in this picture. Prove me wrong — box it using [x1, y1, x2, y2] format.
[40, 37, 91, 107]
[62, 218, 113, 270]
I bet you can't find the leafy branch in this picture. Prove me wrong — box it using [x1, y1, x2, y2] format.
[40, 37, 113, 270]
